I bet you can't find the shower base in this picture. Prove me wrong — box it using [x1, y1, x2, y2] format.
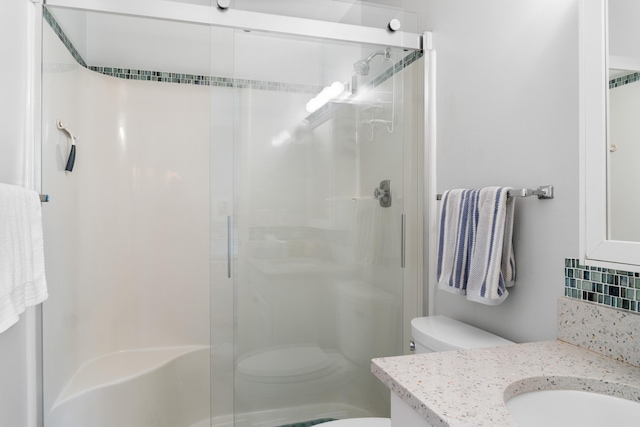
[47, 346, 210, 427]
[47, 346, 374, 427]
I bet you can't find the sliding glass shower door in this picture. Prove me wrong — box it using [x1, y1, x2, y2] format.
[230, 28, 409, 425]
[40, 2, 422, 426]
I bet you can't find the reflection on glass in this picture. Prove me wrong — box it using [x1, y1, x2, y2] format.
[232, 32, 407, 423]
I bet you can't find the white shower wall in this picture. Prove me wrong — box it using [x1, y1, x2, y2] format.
[42, 22, 211, 410]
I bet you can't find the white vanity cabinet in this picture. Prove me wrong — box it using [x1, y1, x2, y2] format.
[390, 394, 433, 427]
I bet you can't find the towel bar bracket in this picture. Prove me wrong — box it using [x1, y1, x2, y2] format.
[514, 185, 554, 200]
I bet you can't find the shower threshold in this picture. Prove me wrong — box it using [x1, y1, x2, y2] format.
[197, 403, 374, 427]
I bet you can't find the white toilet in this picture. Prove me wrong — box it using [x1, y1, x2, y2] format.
[321, 315, 514, 427]
[234, 281, 399, 410]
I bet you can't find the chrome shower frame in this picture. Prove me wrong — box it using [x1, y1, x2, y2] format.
[44, 0, 424, 51]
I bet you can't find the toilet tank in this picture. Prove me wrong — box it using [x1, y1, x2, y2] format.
[411, 315, 513, 353]
[336, 281, 400, 366]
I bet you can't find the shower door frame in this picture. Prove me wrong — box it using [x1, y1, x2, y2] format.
[38, 1, 432, 425]
[43, 0, 423, 50]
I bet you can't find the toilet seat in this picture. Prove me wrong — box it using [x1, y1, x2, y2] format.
[237, 344, 335, 383]
[320, 418, 390, 427]
[235, 345, 356, 398]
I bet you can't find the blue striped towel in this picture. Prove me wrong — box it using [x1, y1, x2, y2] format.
[437, 187, 515, 305]
[437, 189, 479, 294]
[466, 187, 515, 305]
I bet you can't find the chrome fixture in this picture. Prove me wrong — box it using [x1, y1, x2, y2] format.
[388, 19, 401, 32]
[355, 48, 397, 140]
[217, 0, 230, 10]
[401, 214, 406, 268]
[353, 47, 391, 76]
[374, 180, 392, 208]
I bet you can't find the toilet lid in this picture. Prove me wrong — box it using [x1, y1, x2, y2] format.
[237, 345, 335, 379]
[411, 315, 514, 351]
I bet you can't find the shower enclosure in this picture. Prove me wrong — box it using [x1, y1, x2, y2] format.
[40, 1, 427, 426]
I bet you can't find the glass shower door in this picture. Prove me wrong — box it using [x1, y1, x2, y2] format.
[231, 28, 407, 426]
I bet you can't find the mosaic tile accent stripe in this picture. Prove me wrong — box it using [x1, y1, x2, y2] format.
[564, 257, 640, 313]
[87, 66, 323, 93]
[43, 7, 87, 68]
[371, 49, 424, 88]
[45, 6, 421, 92]
[609, 72, 640, 89]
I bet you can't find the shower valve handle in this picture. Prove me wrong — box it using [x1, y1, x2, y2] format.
[374, 180, 391, 208]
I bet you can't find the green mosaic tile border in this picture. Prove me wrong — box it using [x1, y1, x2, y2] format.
[44, 6, 421, 92]
[86, 66, 323, 93]
[609, 72, 640, 89]
[564, 258, 640, 313]
[371, 49, 423, 88]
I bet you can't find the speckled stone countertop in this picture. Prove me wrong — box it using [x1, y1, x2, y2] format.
[372, 340, 640, 426]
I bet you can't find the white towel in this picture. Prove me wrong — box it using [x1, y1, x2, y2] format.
[466, 187, 515, 305]
[437, 189, 479, 294]
[0, 183, 48, 333]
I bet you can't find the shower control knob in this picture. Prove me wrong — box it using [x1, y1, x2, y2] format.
[388, 19, 401, 32]
[217, 0, 231, 9]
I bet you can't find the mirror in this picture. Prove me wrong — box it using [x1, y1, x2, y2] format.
[607, 1, 640, 242]
[581, 0, 640, 269]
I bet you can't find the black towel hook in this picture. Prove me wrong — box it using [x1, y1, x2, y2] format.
[57, 119, 78, 172]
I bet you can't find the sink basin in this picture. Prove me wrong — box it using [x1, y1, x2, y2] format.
[506, 389, 640, 427]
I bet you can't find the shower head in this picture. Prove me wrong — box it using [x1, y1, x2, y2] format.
[353, 59, 371, 76]
[353, 49, 390, 76]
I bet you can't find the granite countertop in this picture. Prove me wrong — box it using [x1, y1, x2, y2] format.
[371, 340, 640, 426]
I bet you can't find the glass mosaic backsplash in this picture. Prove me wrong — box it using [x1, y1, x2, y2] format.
[565, 258, 640, 313]
[610, 72, 640, 89]
[44, 6, 422, 91]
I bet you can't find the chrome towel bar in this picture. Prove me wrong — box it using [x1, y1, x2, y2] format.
[436, 185, 554, 200]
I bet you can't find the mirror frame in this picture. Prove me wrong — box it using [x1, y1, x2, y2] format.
[580, 0, 640, 270]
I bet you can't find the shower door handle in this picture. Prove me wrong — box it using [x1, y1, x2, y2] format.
[227, 215, 231, 279]
[401, 214, 406, 269]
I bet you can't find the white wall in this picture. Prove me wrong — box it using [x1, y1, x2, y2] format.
[0, 0, 36, 188]
[0, 1, 40, 426]
[608, 0, 640, 59]
[408, 0, 580, 342]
